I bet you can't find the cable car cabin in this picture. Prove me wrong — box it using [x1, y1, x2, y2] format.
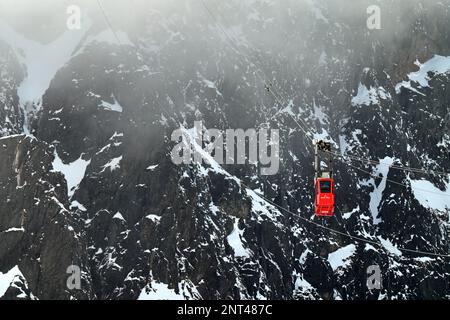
[315, 178, 335, 217]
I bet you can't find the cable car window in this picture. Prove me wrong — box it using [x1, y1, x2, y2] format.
[320, 181, 332, 193]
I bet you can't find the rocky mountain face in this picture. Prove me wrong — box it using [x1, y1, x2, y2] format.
[0, 0, 449, 300]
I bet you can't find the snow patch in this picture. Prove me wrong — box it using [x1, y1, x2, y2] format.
[328, 244, 356, 271]
[414, 257, 435, 263]
[312, 100, 328, 125]
[138, 281, 184, 300]
[396, 55, 450, 93]
[351, 83, 390, 106]
[437, 134, 449, 148]
[145, 214, 161, 223]
[313, 130, 338, 151]
[294, 277, 313, 290]
[299, 249, 312, 264]
[2, 227, 25, 233]
[100, 97, 123, 112]
[209, 202, 220, 215]
[0, 18, 91, 132]
[409, 178, 450, 212]
[0, 266, 24, 298]
[378, 236, 402, 256]
[342, 206, 360, 219]
[70, 200, 87, 212]
[313, 128, 333, 142]
[113, 212, 126, 221]
[102, 156, 123, 172]
[247, 189, 278, 218]
[364, 243, 378, 252]
[227, 218, 250, 258]
[52, 150, 91, 197]
[364, 157, 394, 225]
[146, 164, 159, 171]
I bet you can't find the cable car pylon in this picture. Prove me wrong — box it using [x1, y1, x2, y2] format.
[314, 140, 335, 217]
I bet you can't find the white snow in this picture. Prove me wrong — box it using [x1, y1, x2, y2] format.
[437, 134, 449, 148]
[414, 257, 435, 263]
[0, 18, 91, 116]
[0, 17, 136, 134]
[351, 83, 390, 106]
[0, 134, 23, 141]
[227, 218, 250, 258]
[378, 236, 402, 256]
[100, 97, 123, 112]
[113, 212, 125, 221]
[247, 189, 279, 218]
[338, 135, 350, 157]
[202, 79, 216, 88]
[197, 73, 222, 97]
[51, 196, 69, 213]
[111, 131, 124, 139]
[365, 157, 394, 225]
[396, 55, 450, 93]
[145, 214, 161, 223]
[138, 278, 200, 300]
[70, 200, 87, 212]
[138, 281, 184, 300]
[409, 178, 450, 212]
[342, 206, 360, 219]
[339, 129, 363, 156]
[328, 244, 356, 271]
[209, 202, 220, 215]
[101, 156, 123, 172]
[299, 249, 312, 264]
[364, 243, 378, 252]
[313, 128, 333, 142]
[351, 130, 363, 148]
[0, 265, 24, 298]
[294, 277, 313, 290]
[52, 150, 91, 197]
[333, 289, 343, 300]
[2, 227, 25, 233]
[312, 100, 328, 125]
[146, 164, 159, 171]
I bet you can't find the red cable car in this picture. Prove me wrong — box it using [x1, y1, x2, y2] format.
[315, 178, 335, 216]
[314, 140, 335, 217]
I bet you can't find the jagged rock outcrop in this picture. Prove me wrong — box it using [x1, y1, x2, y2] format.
[0, 0, 449, 300]
[0, 135, 92, 299]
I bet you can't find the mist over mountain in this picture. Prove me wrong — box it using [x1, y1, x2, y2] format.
[0, 0, 449, 300]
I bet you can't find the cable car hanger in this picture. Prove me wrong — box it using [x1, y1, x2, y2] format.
[314, 140, 335, 217]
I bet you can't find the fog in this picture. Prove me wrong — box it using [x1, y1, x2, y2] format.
[1, 0, 446, 45]
[1, 0, 449, 100]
